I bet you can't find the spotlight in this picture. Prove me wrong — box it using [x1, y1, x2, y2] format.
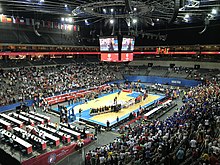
[110, 19, 114, 24]
[211, 8, 217, 15]
[184, 14, 190, 19]
[110, 8, 114, 13]
[103, 8, 106, 13]
[85, 19, 89, 25]
[61, 17, 64, 21]
[68, 17, 73, 23]
[132, 18, 137, 24]
[134, 8, 137, 11]
[156, 18, 160, 21]
[65, 4, 68, 8]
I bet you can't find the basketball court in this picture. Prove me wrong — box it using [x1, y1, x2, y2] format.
[53, 91, 165, 127]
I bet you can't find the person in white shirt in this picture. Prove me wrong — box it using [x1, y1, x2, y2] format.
[190, 139, 197, 148]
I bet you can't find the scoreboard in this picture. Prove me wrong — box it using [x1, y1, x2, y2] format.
[100, 36, 135, 62]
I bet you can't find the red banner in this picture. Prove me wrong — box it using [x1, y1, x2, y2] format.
[22, 139, 91, 165]
[121, 53, 133, 62]
[0, 52, 100, 56]
[45, 84, 110, 105]
[101, 53, 119, 62]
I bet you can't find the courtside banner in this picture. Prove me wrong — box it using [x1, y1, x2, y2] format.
[22, 139, 91, 165]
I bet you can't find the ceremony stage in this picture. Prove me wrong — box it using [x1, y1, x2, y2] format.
[53, 91, 165, 127]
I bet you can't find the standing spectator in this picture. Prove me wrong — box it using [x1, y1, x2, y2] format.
[79, 108, 82, 118]
[190, 138, 197, 148]
[106, 120, 110, 131]
[116, 116, 119, 124]
[176, 147, 185, 164]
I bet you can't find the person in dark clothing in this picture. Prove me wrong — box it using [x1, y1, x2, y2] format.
[106, 120, 110, 131]
[116, 116, 119, 124]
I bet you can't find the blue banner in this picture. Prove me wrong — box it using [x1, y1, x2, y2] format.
[124, 75, 202, 87]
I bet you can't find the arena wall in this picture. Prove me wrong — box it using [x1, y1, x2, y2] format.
[130, 60, 220, 69]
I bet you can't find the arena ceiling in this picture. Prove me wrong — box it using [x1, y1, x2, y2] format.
[0, 0, 220, 36]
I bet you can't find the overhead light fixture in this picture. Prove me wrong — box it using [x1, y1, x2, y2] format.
[110, 8, 114, 13]
[103, 8, 106, 13]
[85, 19, 89, 25]
[68, 17, 73, 23]
[132, 18, 137, 24]
[39, 0, 44, 2]
[61, 17, 64, 21]
[65, 18, 68, 22]
[156, 18, 160, 21]
[184, 14, 190, 19]
[134, 8, 137, 11]
[211, 8, 217, 15]
[110, 19, 114, 24]
[65, 4, 68, 8]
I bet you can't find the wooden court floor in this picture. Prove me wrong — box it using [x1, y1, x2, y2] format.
[73, 91, 161, 124]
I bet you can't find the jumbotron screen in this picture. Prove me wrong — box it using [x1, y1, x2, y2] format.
[99, 37, 119, 52]
[101, 53, 119, 62]
[121, 37, 135, 52]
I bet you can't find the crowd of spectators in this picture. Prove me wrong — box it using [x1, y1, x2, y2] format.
[0, 63, 119, 106]
[85, 82, 220, 165]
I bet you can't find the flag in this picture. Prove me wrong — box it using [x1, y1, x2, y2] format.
[47, 21, 51, 28]
[77, 25, 80, 31]
[61, 24, 64, 30]
[0, 15, 7, 23]
[68, 25, 73, 31]
[12, 16, 16, 24]
[31, 19, 35, 26]
[73, 25, 77, 31]
[64, 24, 67, 30]
[41, 20, 45, 27]
[6, 17, 12, 23]
[54, 22, 58, 29]
[25, 18, 30, 25]
[58, 23, 61, 29]
[15, 17, 20, 24]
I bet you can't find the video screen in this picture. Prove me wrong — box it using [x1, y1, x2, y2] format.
[99, 37, 118, 52]
[101, 53, 119, 62]
[121, 53, 134, 62]
[121, 37, 135, 52]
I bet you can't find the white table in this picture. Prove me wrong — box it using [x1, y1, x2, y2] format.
[0, 118, 11, 130]
[29, 111, 50, 122]
[39, 130, 60, 146]
[144, 106, 163, 118]
[38, 124, 71, 143]
[20, 112, 44, 124]
[60, 122, 89, 134]
[2, 129, 32, 154]
[13, 127, 47, 150]
[10, 113, 35, 126]
[48, 122, 81, 139]
[0, 113, 23, 128]
[162, 99, 172, 106]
